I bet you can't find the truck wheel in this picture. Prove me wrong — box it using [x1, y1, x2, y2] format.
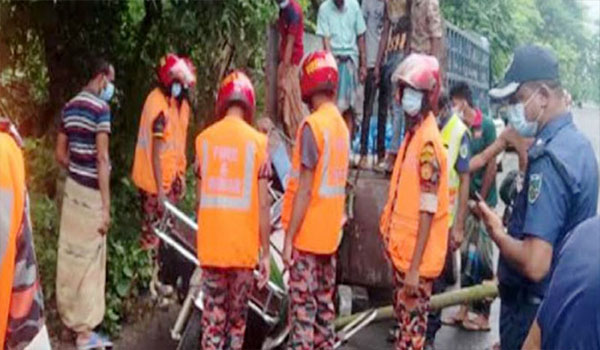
[177, 307, 202, 350]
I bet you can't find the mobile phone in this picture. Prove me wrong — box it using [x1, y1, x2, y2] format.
[474, 191, 484, 202]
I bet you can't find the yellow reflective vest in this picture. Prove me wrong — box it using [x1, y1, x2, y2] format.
[440, 113, 469, 226]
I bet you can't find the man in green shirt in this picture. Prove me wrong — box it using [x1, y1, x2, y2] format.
[444, 82, 497, 332]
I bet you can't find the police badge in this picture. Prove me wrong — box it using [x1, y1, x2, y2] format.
[528, 174, 542, 204]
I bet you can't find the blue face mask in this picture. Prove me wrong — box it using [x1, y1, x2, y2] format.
[507, 103, 538, 137]
[171, 82, 182, 98]
[100, 82, 114, 102]
[507, 88, 542, 137]
[401, 87, 424, 117]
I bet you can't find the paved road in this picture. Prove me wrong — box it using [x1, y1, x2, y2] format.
[340, 106, 600, 350]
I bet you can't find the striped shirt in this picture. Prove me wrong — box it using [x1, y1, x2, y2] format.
[60, 91, 111, 189]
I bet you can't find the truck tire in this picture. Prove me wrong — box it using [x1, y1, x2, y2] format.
[177, 307, 202, 350]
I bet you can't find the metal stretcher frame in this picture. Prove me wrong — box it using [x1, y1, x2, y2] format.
[153, 200, 287, 323]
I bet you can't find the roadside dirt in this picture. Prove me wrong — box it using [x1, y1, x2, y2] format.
[50, 305, 179, 350]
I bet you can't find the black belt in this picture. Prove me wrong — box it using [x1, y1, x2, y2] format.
[498, 283, 543, 306]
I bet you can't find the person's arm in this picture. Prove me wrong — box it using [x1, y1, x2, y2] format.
[152, 138, 165, 201]
[479, 120, 497, 200]
[55, 132, 70, 169]
[480, 155, 496, 200]
[452, 135, 471, 248]
[522, 319, 542, 350]
[478, 200, 553, 282]
[356, 4, 367, 83]
[283, 34, 295, 67]
[452, 172, 469, 248]
[285, 167, 314, 244]
[469, 137, 506, 172]
[316, 5, 331, 51]
[257, 177, 271, 289]
[151, 113, 167, 203]
[406, 211, 434, 289]
[283, 124, 318, 265]
[96, 132, 111, 235]
[358, 34, 367, 83]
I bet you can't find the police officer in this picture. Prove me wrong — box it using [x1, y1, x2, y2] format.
[522, 216, 600, 350]
[478, 45, 599, 350]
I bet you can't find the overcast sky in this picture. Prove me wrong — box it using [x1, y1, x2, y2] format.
[579, 0, 600, 32]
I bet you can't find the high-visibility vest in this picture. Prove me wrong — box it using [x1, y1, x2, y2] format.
[195, 116, 268, 268]
[132, 88, 190, 194]
[281, 102, 350, 255]
[380, 114, 449, 278]
[0, 133, 25, 349]
[440, 113, 469, 226]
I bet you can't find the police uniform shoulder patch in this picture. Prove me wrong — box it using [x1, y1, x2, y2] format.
[459, 143, 469, 159]
[528, 173, 543, 204]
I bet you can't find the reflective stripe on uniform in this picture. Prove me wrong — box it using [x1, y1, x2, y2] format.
[0, 189, 13, 266]
[200, 140, 255, 210]
[318, 131, 346, 198]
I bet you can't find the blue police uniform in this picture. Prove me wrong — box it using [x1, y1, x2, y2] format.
[497, 112, 599, 350]
[537, 216, 600, 350]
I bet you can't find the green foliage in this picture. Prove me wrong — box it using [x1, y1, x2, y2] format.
[442, 0, 600, 103]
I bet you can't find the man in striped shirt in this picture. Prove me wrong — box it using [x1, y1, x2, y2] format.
[54, 59, 115, 349]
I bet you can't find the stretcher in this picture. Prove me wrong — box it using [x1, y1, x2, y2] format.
[153, 128, 376, 349]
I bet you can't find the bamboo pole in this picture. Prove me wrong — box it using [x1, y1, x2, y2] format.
[334, 283, 498, 329]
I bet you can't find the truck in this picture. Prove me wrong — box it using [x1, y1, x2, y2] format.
[157, 19, 504, 350]
[266, 20, 502, 300]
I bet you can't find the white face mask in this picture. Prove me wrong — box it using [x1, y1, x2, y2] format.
[402, 87, 424, 117]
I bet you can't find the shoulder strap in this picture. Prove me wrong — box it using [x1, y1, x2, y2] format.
[529, 142, 580, 194]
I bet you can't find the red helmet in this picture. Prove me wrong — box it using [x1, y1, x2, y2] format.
[158, 53, 179, 87]
[300, 50, 338, 103]
[158, 53, 196, 88]
[181, 57, 197, 87]
[215, 70, 256, 122]
[391, 53, 441, 113]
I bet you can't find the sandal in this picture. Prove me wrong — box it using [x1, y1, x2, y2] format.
[461, 315, 491, 332]
[76, 332, 113, 350]
[442, 307, 467, 327]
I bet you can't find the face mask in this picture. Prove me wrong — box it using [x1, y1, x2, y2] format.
[401, 87, 424, 117]
[507, 88, 542, 137]
[100, 81, 114, 102]
[171, 82, 183, 98]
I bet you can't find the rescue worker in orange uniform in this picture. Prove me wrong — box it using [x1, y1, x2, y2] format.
[131, 54, 195, 296]
[132, 53, 196, 251]
[0, 118, 47, 350]
[282, 50, 350, 350]
[194, 71, 271, 350]
[380, 54, 449, 350]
